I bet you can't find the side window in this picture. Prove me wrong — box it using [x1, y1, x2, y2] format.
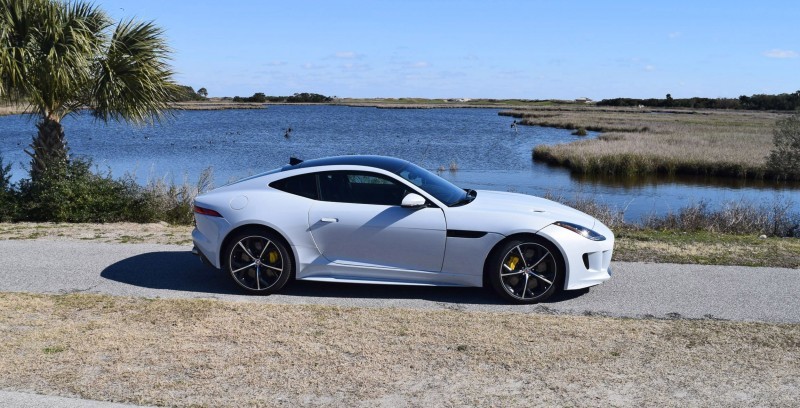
[319, 171, 411, 206]
[269, 173, 318, 200]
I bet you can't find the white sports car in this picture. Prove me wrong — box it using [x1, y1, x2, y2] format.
[192, 155, 614, 303]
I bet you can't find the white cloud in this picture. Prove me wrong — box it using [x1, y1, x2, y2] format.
[644, 65, 656, 72]
[668, 32, 681, 39]
[266, 61, 286, 66]
[764, 49, 798, 58]
[334, 51, 360, 59]
[411, 61, 430, 68]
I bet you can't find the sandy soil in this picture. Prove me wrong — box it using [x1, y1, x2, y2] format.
[0, 222, 193, 245]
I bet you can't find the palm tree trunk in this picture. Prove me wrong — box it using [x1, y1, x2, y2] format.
[26, 118, 69, 180]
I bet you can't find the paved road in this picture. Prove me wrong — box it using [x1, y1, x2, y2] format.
[0, 390, 155, 408]
[1, 240, 799, 323]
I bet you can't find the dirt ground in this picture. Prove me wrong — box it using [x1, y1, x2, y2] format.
[0, 292, 797, 407]
[0, 222, 193, 245]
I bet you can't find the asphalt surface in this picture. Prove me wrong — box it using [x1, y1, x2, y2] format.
[1, 240, 799, 323]
[0, 390, 155, 408]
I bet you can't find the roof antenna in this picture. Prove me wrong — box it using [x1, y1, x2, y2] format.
[289, 157, 303, 165]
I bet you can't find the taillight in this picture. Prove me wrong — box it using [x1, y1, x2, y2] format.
[193, 205, 222, 217]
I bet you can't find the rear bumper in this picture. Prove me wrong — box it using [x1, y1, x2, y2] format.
[192, 214, 231, 269]
[191, 245, 215, 268]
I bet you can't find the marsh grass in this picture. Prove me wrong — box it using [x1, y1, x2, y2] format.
[500, 107, 791, 179]
[641, 198, 800, 237]
[542, 192, 799, 238]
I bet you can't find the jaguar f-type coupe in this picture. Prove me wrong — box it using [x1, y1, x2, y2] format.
[192, 155, 614, 303]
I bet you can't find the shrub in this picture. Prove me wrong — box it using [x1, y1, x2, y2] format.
[572, 127, 588, 136]
[0, 155, 16, 221]
[18, 158, 139, 223]
[767, 113, 800, 179]
[14, 158, 212, 225]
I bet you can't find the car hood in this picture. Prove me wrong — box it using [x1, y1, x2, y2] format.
[448, 190, 597, 231]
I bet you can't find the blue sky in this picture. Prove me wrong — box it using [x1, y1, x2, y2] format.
[104, 0, 799, 99]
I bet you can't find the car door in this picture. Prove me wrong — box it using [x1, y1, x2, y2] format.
[308, 171, 446, 272]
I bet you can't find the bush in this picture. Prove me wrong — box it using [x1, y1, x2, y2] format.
[767, 113, 800, 179]
[0, 156, 16, 222]
[13, 158, 212, 225]
[18, 158, 139, 222]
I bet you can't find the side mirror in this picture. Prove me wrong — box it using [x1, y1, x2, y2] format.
[401, 193, 427, 209]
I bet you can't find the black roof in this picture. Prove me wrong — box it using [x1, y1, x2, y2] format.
[281, 155, 410, 173]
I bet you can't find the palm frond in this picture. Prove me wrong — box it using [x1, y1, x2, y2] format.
[0, 0, 48, 99]
[91, 18, 178, 124]
[0, 0, 110, 118]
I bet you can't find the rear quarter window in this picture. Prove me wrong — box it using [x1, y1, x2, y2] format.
[269, 173, 318, 200]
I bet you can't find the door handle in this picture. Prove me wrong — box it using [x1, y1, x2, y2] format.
[320, 217, 338, 223]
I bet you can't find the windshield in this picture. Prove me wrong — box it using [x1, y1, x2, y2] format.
[394, 162, 471, 206]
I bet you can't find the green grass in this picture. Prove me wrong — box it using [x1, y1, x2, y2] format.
[42, 346, 66, 355]
[615, 229, 800, 268]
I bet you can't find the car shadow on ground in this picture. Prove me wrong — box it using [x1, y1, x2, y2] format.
[101, 251, 243, 295]
[101, 251, 590, 305]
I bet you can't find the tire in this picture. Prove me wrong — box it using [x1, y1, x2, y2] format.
[225, 228, 293, 294]
[487, 236, 563, 304]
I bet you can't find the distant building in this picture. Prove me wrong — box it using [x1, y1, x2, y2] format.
[575, 97, 593, 104]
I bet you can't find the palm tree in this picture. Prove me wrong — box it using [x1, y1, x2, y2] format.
[0, 0, 177, 180]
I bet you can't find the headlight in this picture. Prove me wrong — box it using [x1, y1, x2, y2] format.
[553, 221, 606, 241]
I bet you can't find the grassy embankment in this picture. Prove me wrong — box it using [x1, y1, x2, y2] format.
[0, 292, 797, 407]
[499, 106, 791, 179]
[1, 222, 798, 268]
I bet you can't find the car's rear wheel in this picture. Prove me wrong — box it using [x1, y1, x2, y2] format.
[225, 229, 292, 294]
[487, 237, 562, 304]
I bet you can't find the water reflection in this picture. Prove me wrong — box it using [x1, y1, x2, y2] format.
[570, 171, 800, 191]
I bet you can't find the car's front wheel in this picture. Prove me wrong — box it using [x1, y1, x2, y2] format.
[225, 229, 292, 294]
[487, 237, 562, 304]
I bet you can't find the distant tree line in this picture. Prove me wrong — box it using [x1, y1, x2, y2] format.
[597, 91, 800, 111]
[174, 85, 207, 102]
[231, 92, 333, 103]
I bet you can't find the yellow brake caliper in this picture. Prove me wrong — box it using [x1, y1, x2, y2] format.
[268, 250, 279, 264]
[506, 255, 520, 271]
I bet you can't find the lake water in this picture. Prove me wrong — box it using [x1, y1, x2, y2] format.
[1, 105, 798, 221]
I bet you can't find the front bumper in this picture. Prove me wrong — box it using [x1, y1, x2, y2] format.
[537, 223, 614, 290]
